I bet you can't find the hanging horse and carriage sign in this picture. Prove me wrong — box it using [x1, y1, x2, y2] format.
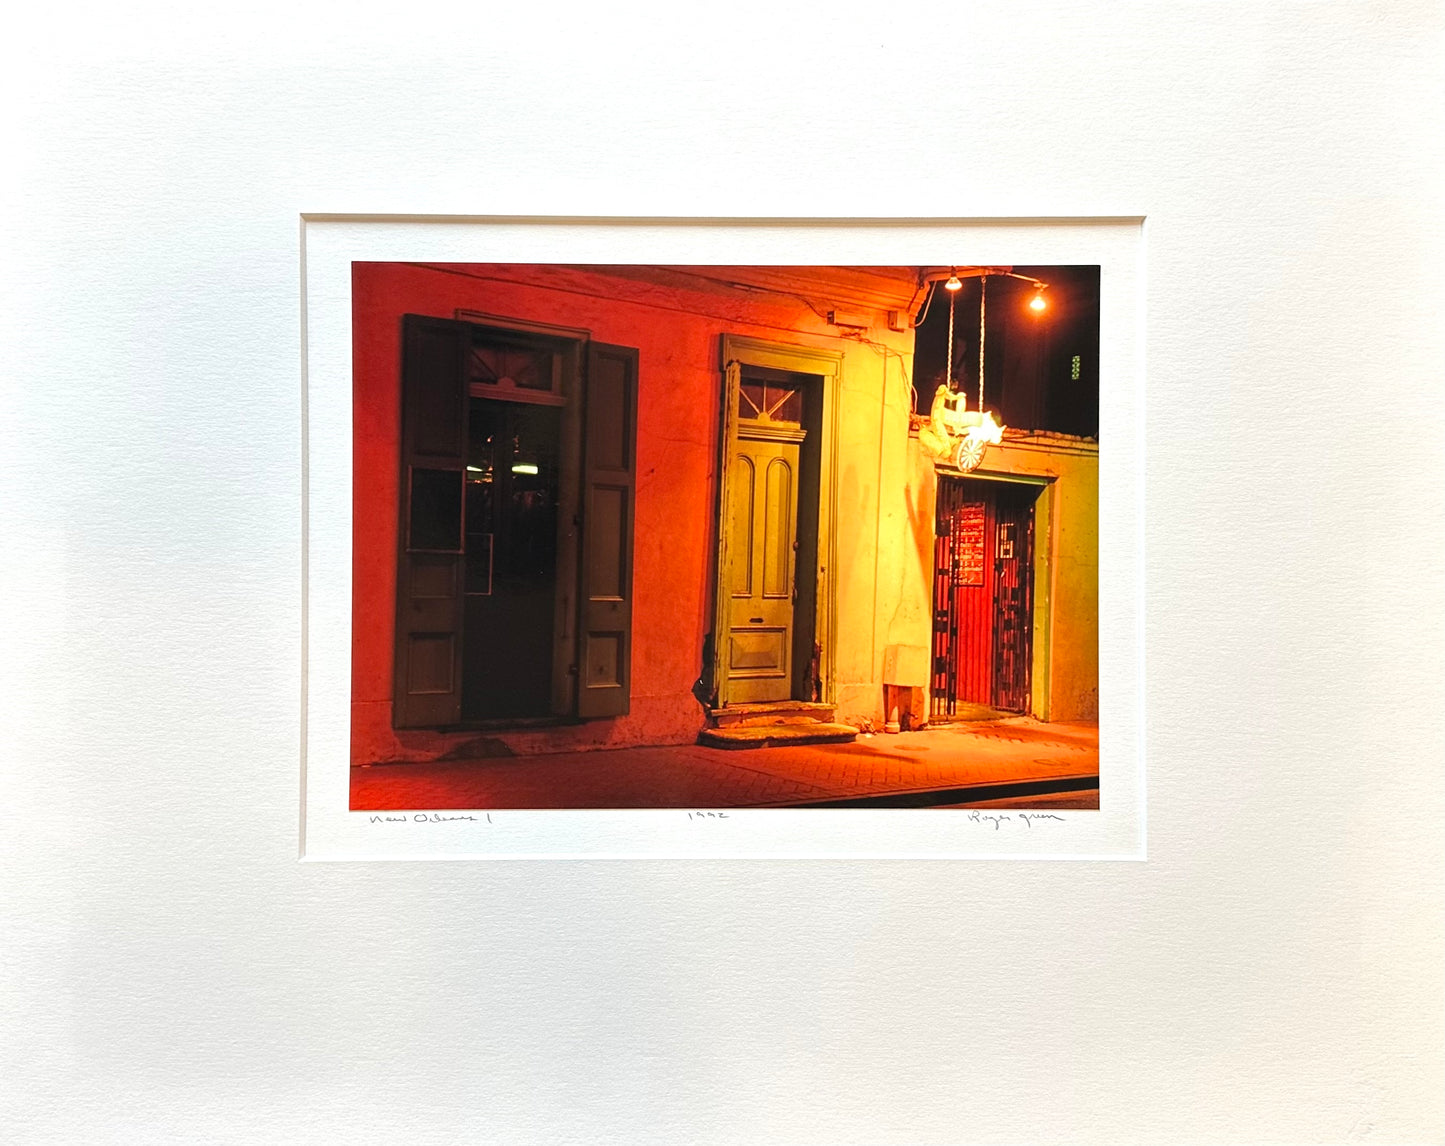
[914, 268, 1048, 472]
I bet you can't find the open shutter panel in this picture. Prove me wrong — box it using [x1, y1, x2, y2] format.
[577, 341, 638, 718]
[393, 314, 471, 729]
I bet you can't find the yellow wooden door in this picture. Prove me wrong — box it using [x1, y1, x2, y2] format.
[724, 430, 804, 703]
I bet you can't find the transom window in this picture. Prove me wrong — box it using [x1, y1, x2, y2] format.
[466, 332, 564, 404]
[738, 366, 805, 424]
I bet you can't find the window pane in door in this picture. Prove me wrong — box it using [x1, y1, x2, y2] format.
[765, 383, 802, 423]
[408, 468, 463, 551]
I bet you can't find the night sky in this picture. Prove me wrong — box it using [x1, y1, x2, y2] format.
[912, 265, 1100, 438]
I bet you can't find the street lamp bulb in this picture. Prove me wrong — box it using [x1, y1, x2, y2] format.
[1029, 290, 1047, 311]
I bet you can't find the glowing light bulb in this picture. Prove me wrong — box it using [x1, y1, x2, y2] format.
[944, 273, 962, 291]
[1029, 290, 1047, 312]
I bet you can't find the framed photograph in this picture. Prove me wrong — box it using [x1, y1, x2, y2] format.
[6, 4, 1439, 1142]
[302, 219, 1145, 859]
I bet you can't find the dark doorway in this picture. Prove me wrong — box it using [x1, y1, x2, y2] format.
[392, 313, 638, 730]
[931, 477, 1038, 718]
[461, 397, 562, 720]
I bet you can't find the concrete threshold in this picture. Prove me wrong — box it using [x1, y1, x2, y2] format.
[698, 722, 858, 749]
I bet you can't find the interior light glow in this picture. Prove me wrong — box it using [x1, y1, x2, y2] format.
[511, 463, 539, 475]
[466, 466, 483, 472]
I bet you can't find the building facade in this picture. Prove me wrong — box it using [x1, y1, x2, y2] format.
[351, 262, 1097, 764]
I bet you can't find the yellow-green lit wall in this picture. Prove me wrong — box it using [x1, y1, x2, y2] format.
[831, 395, 1099, 725]
[825, 337, 922, 722]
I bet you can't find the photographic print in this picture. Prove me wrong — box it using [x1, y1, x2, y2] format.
[347, 261, 1101, 813]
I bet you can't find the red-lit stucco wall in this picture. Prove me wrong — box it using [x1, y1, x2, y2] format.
[351, 262, 881, 763]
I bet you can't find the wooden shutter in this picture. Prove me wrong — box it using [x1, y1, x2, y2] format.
[393, 314, 471, 729]
[576, 341, 638, 718]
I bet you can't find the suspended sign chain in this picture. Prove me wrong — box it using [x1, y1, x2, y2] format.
[977, 274, 987, 415]
[945, 283, 956, 391]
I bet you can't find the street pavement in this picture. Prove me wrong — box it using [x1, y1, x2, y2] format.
[351, 718, 1099, 810]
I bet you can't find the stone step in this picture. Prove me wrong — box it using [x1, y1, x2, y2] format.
[708, 701, 837, 729]
[698, 721, 858, 750]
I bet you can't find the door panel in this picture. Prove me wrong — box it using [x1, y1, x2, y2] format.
[576, 341, 638, 718]
[725, 435, 802, 703]
[394, 315, 471, 729]
[934, 492, 995, 710]
[992, 496, 1034, 712]
[762, 458, 793, 598]
[729, 628, 788, 672]
[730, 455, 754, 596]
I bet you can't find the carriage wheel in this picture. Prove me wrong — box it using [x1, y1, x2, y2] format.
[954, 435, 986, 472]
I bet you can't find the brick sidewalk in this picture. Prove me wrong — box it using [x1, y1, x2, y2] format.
[350, 718, 1099, 810]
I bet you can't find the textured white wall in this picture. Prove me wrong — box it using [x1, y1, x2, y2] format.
[2, 2, 1441, 1144]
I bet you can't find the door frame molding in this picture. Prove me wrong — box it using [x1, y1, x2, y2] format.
[713, 335, 842, 710]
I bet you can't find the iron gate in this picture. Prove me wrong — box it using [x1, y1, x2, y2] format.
[931, 478, 1035, 718]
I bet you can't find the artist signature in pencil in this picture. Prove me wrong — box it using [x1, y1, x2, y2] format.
[967, 811, 1066, 830]
[366, 813, 491, 824]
